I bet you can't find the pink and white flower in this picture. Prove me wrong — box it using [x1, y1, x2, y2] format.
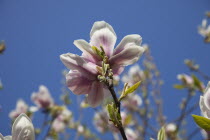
[198, 19, 210, 37]
[52, 107, 72, 133]
[125, 128, 139, 140]
[9, 99, 28, 120]
[60, 21, 144, 107]
[177, 74, 194, 86]
[31, 85, 54, 109]
[122, 94, 142, 111]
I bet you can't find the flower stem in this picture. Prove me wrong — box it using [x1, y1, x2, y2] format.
[106, 83, 127, 140]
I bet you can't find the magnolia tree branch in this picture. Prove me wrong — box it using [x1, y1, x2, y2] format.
[106, 81, 127, 140]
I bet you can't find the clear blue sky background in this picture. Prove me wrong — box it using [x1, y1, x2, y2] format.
[0, 0, 210, 139]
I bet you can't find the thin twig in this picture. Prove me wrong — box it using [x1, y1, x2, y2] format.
[106, 82, 127, 140]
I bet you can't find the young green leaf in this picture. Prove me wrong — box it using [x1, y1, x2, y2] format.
[125, 81, 141, 95]
[192, 115, 210, 131]
[119, 81, 141, 101]
[173, 84, 185, 89]
[157, 127, 166, 140]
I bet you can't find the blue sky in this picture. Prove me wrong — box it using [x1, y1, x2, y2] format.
[0, 0, 210, 139]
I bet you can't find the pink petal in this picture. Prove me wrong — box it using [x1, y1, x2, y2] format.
[90, 21, 117, 57]
[74, 40, 100, 63]
[60, 53, 98, 79]
[113, 34, 142, 55]
[112, 65, 125, 75]
[66, 70, 93, 95]
[110, 44, 144, 66]
[87, 82, 106, 107]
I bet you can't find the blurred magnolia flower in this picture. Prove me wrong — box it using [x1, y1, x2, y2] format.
[60, 21, 144, 107]
[93, 110, 109, 133]
[9, 99, 28, 120]
[122, 65, 145, 86]
[198, 19, 210, 37]
[165, 123, 177, 133]
[198, 19, 210, 43]
[0, 113, 35, 140]
[200, 81, 210, 118]
[77, 125, 85, 134]
[177, 74, 205, 91]
[31, 85, 54, 109]
[52, 107, 72, 133]
[125, 128, 139, 140]
[93, 110, 133, 133]
[177, 74, 193, 86]
[122, 94, 142, 111]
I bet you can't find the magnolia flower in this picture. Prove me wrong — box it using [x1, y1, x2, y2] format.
[198, 19, 210, 37]
[52, 107, 72, 133]
[125, 128, 139, 140]
[177, 74, 194, 86]
[0, 113, 35, 140]
[122, 65, 145, 86]
[165, 123, 177, 133]
[77, 125, 85, 134]
[60, 21, 144, 107]
[200, 81, 210, 118]
[93, 110, 109, 133]
[122, 94, 142, 111]
[31, 85, 54, 109]
[9, 99, 28, 120]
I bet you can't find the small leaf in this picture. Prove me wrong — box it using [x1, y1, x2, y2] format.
[157, 127, 166, 140]
[125, 81, 141, 95]
[106, 103, 121, 126]
[106, 103, 115, 120]
[123, 114, 132, 126]
[192, 115, 210, 131]
[192, 75, 203, 90]
[173, 84, 185, 89]
[119, 81, 141, 101]
[91, 46, 104, 58]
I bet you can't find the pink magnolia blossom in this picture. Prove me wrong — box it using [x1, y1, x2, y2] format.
[165, 123, 177, 133]
[122, 94, 142, 111]
[9, 99, 28, 120]
[31, 85, 54, 109]
[200, 81, 210, 118]
[177, 74, 194, 86]
[125, 128, 139, 140]
[122, 64, 146, 86]
[60, 21, 144, 107]
[52, 107, 72, 133]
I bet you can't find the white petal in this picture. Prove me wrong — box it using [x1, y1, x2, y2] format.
[12, 113, 34, 140]
[90, 21, 116, 37]
[202, 19, 207, 28]
[60, 53, 97, 80]
[204, 82, 210, 110]
[0, 134, 4, 140]
[110, 44, 144, 66]
[113, 34, 142, 55]
[4, 136, 12, 140]
[200, 96, 210, 118]
[90, 21, 117, 57]
[74, 40, 100, 62]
